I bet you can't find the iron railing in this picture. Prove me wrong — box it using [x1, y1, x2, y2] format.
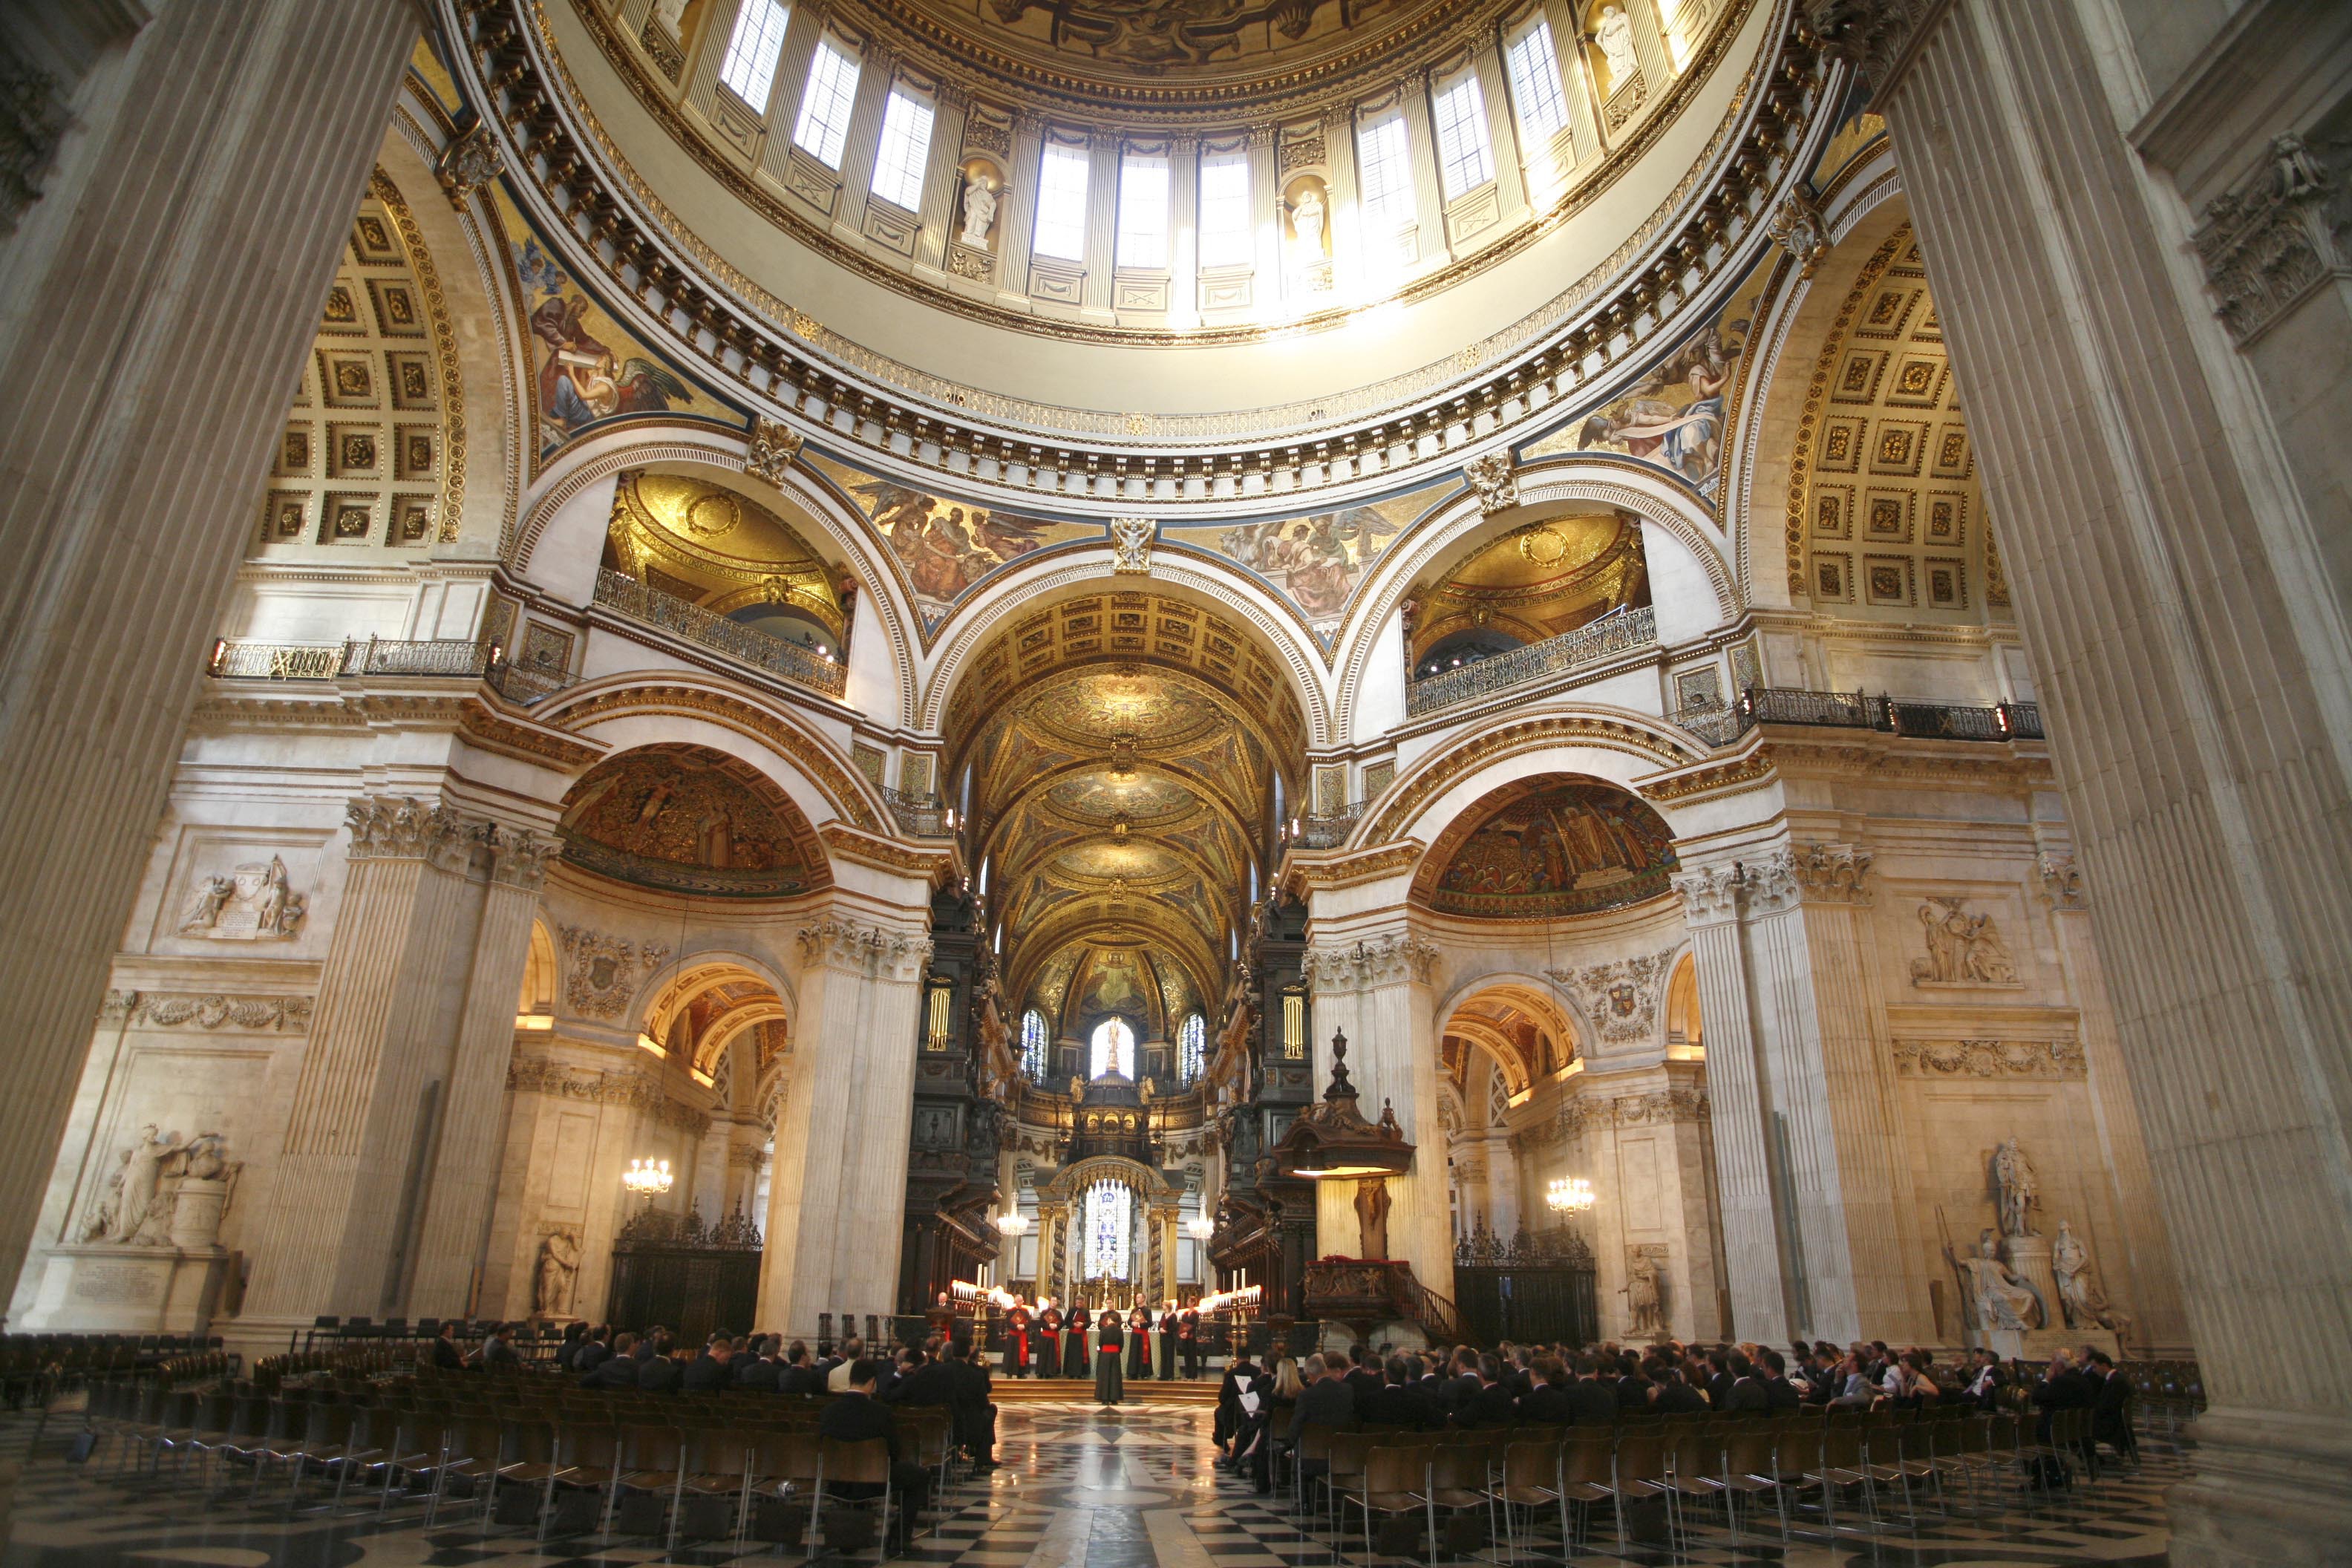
[1405, 604, 1656, 716]
[595, 568, 849, 698]
[1676, 687, 2047, 747]
[1293, 801, 1368, 850]
[207, 637, 578, 706]
[882, 787, 955, 839]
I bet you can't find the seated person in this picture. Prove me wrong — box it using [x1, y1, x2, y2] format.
[817, 1359, 932, 1552]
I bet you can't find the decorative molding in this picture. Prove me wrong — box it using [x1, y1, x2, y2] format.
[369, 169, 468, 543]
[1803, 0, 1952, 97]
[506, 1054, 712, 1134]
[1462, 450, 1519, 514]
[816, 820, 956, 879]
[743, 416, 806, 485]
[490, 826, 560, 890]
[100, 991, 313, 1033]
[1283, 840, 1424, 891]
[1767, 186, 1829, 277]
[1359, 711, 1698, 849]
[2037, 853, 2086, 911]
[558, 924, 669, 1019]
[434, 122, 503, 204]
[1304, 932, 1440, 991]
[1789, 840, 1875, 904]
[1514, 1085, 1711, 1150]
[2192, 133, 2351, 345]
[1109, 517, 1154, 575]
[1549, 950, 1674, 1042]
[547, 682, 884, 832]
[1891, 1038, 2085, 1079]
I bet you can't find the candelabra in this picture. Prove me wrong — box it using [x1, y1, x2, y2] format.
[994, 1210, 1030, 1238]
[1546, 1175, 1595, 1216]
[623, 1157, 674, 1203]
[1186, 1216, 1215, 1242]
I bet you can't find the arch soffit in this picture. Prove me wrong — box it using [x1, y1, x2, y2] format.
[636, 947, 798, 1077]
[538, 673, 891, 837]
[509, 428, 923, 731]
[917, 552, 1335, 748]
[1333, 455, 1741, 735]
[1353, 702, 1706, 853]
[1722, 150, 1906, 601]
[1434, 970, 1584, 1071]
[981, 754, 1263, 867]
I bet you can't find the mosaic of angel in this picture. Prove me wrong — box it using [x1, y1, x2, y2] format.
[853, 480, 1048, 612]
[1218, 507, 1400, 625]
[1563, 289, 1755, 499]
[516, 238, 690, 444]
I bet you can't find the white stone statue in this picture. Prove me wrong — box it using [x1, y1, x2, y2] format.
[535, 1229, 581, 1316]
[1595, 4, 1639, 87]
[2054, 1219, 2125, 1332]
[1993, 1137, 2039, 1238]
[1289, 186, 1326, 258]
[1911, 898, 2017, 984]
[959, 174, 999, 248]
[116, 1126, 177, 1241]
[654, 0, 691, 33]
[1951, 1228, 2042, 1330]
[180, 856, 305, 939]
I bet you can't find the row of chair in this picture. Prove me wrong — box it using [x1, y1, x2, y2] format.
[1284, 1404, 2127, 1564]
[77, 1374, 972, 1560]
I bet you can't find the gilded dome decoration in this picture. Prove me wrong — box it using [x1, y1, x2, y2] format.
[1406, 508, 1650, 676]
[604, 468, 850, 648]
[1416, 774, 1677, 917]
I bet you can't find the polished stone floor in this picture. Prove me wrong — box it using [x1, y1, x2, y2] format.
[0, 1396, 2179, 1567]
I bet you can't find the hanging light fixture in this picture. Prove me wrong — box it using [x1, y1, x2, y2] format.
[1546, 1175, 1595, 1216]
[623, 1157, 675, 1198]
[994, 1210, 1030, 1238]
[1186, 1215, 1215, 1242]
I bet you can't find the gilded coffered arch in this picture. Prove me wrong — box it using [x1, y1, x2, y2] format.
[558, 740, 832, 898]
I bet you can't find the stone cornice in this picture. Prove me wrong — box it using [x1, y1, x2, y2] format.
[1281, 840, 1424, 894]
[817, 820, 959, 883]
[506, 1051, 713, 1135]
[797, 916, 932, 981]
[1803, 0, 1955, 104]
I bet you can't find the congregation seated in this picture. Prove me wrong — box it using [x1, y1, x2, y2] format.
[580, 1331, 642, 1388]
[817, 1358, 932, 1554]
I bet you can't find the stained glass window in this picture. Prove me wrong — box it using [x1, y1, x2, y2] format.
[1085, 1179, 1131, 1280]
[1178, 1012, 1206, 1085]
[1021, 1008, 1048, 1081]
[1089, 1017, 1134, 1079]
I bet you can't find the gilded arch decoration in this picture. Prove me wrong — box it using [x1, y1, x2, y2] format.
[1356, 708, 1703, 849]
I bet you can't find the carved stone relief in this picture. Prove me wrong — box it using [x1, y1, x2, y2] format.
[178, 855, 307, 940]
[558, 925, 671, 1019]
[1462, 451, 1518, 514]
[1109, 517, 1154, 574]
[101, 990, 313, 1033]
[78, 1129, 241, 1250]
[1908, 898, 2019, 985]
[1891, 1039, 2083, 1079]
[1550, 950, 1672, 1043]
[743, 416, 805, 485]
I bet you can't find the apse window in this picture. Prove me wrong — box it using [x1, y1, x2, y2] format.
[1089, 1017, 1135, 1079]
[1020, 1007, 1049, 1082]
[870, 88, 935, 212]
[717, 0, 791, 108]
[792, 40, 861, 169]
[1198, 151, 1253, 269]
[1431, 73, 1496, 198]
[1033, 142, 1092, 262]
[1177, 1012, 1206, 1085]
[1505, 21, 1572, 142]
[1085, 1179, 1132, 1280]
[1356, 116, 1416, 240]
[1116, 151, 1172, 269]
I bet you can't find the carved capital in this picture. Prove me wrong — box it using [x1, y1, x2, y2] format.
[1739, 849, 1804, 915]
[797, 916, 930, 980]
[1305, 932, 1439, 992]
[1790, 840, 1875, 904]
[1803, 0, 1949, 93]
[1671, 863, 1742, 924]
[2194, 134, 2351, 345]
[491, 826, 560, 890]
[345, 794, 480, 872]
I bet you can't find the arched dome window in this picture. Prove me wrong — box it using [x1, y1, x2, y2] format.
[1020, 1007, 1049, 1081]
[1089, 1017, 1134, 1080]
[1177, 1012, 1206, 1086]
[1085, 1178, 1132, 1281]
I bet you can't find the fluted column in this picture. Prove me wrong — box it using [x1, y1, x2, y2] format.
[1307, 931, 1451, 1301]
[407, 828, 557, 1316]
[244, 797, 491, 1323]
[1810, 1, 2352, 1556]
[0, 0, 416, 1310]
[822, 928, 928, 1311]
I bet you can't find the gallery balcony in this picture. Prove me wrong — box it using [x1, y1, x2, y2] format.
[1677, 687, 2046, 747]
[205, 636, 577, 705]
[1404, 604, 1658, 718]
[592, 569, 848, 700]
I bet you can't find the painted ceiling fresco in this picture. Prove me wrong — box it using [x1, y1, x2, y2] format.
[559, 742, 826, 898]
[1408, 510, 1650, 662]
[604, 468, 847, 636]
[490, 186, 732, 465]
[1160, 475, 1454, 652]
[800, 451, 1095, 633]
[892, 0, 1443, 79]
[1419, 776, 1678, 918]
[1524, 252, 1774, 504]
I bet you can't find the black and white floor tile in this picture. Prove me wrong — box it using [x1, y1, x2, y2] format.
[0, 1397, 2181, 1567]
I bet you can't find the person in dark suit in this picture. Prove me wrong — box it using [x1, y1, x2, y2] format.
[1519, 1357, 1575, 1425]
[2031, 1351, 2096, 1487]
[891, 1347, 960, 1408]
[1567, 1357, 1619, 1425]
[1455, 1353, 1518, 1428]
[1356, 1356, 1422, 1428]
[1215, 1352, 1261, 1455]
[779, 1341, 824, 1396]
[2083, 1350, 2135, 1460]
[682, 1339, 734, 1393]
[817, 1360, 930, 1552]
[736, 1338, 782, 1391]
[1342, 1344, 1382, 1404]
[633, 1328, 662, 1362]
[1505, 1349, 1538, 1402]
[1282, 1355, 1356, 1494]
[1652, 1366, 1708, 1414]
[574, 1327, 612, 1375]
[1441, 1349, 1483, 1417]
[952, 1341, 998, 1467]
[1177, 1307, 1202, 1379]
[581, 1332, 640, 1388]
[428, 1320, 466, 1371]
[476, 1324, 521, 1369]
[637, 1344, 687, 1394]
[1756, 1349, 1803, 1411]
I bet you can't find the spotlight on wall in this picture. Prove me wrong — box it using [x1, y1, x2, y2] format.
[1546, 1175, 1595, 1216]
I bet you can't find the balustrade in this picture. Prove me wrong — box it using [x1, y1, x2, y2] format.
[594, 569, 849, 698]
[1405, 604, 1657, 716]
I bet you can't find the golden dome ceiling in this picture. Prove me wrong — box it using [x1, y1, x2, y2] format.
[1408, 508, 1650, 660]
[604, 468, 848, 636]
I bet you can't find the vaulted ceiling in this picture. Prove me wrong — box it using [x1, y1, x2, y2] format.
[947, 597, 1301, 1030]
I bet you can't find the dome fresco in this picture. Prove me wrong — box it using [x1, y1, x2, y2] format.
[1422, 776, 1679, 918]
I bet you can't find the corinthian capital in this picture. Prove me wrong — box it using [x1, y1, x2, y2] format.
[797, 917, 930, 979]
[1305, 932, 1439, 992]
[1791, 841, 1875, 905]
[1803, 0, 1946, 90]
[490, 826, 561, 891]
[345, 794, 480, 872]
[1672, 863, 1742, 924]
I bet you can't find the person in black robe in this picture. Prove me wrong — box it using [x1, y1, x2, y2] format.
[1059, 1307, 1088, 1382]
[1036, 1305, 1062, 1378]
[1094, 1310, 1125, 1405]
[1002, 1303, 1032, 1379]
[1156, 1301, 1178, 1379]
[1126, 1306, 1152, 1379]
[1177, 1307, 1201, 1379]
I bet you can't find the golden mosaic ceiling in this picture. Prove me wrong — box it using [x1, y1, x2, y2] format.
[1789, 226, 2007, 621]
[951, 603, 1299, 1029]
[1408, 509, 1652, 660]
[558, 742, 829, 898]
[605, 468, 848, 636]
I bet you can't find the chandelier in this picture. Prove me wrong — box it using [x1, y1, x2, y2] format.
[623, 1157, 675, 1198]
[1186, 1216, 1215, 1242]
[1546, 1175, 1595, 1216]
[994, 1210, 1030, 1238]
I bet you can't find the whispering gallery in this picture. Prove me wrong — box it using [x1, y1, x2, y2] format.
[0, 0, 2347, 1564]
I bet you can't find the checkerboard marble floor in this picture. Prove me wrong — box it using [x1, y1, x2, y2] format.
[0, 1397, 2181, 1567]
